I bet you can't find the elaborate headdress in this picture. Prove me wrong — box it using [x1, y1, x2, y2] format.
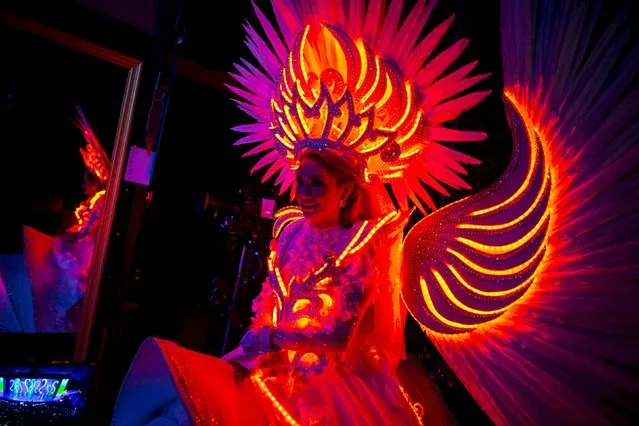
[67, 105, 109, 236]
[74, 104, 110, 184]
[230, 0, 489, 210]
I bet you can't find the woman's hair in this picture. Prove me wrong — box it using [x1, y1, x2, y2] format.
[299, 151, 381, 227]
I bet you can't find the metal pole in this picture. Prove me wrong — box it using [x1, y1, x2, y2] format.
[220, 242, 248, 355]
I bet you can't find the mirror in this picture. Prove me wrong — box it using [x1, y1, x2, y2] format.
[0, 11, 141, 359]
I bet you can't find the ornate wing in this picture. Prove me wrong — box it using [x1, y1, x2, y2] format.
[402, 1, 639, 424]
[403, 93, 548, 335]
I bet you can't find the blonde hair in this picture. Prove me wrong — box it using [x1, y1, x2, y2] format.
[299, 151, 381, 227]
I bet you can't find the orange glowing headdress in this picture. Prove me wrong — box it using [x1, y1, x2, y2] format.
[230, 0, 490, 211]
[74, 104, 110, 184]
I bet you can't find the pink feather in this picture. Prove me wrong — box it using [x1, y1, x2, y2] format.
[234, 132, 272, 146]
[250, 150, 280, 174]
[404, 15, 454, 77]
[252, 1, 289, 65]
[426, 126, 487, 142]
[428, 90, 491, 124]
[415, 38, 469, 88]
[243, 141, 275, 157]
[376, 0, 404, 54]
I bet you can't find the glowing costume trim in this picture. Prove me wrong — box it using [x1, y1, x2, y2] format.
[67, 106, 109, 237]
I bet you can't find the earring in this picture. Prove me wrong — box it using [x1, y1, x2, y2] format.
[339, 199, 346, 208]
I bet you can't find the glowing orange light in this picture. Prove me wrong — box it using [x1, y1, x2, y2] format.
[69, 189, 106, 234]
[448, 264, 534, 298]
[251, 375, 300, 426]
[398, 385, 425, 425]
[456, 210, 549, 254]
[293, 317, 320, 329]
[432, 270, 509, 315]
[447, 239, 546, 276]
[292, 299, 311, 312]
[419, 277, 478, 331]
[318, 294, 334, 316]
[458, 169, 550, 230]
[299, 353, 319, 364]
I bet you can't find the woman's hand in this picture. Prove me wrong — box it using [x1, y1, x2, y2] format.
[239, 326, 275, 354]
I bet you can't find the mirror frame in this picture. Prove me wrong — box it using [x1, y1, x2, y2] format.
[0, 10, 143, 361]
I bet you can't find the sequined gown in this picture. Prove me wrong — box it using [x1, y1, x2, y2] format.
[112, 217, 422, 425]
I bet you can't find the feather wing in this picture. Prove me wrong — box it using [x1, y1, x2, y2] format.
[403, 1, 639, 424]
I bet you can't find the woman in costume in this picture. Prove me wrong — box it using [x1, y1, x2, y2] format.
[26, 105, 110, 332]
[113, 0, 639, 425]
[113, 152, 421, 425]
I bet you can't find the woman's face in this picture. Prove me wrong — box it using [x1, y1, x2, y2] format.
[295, 157, 350, 228]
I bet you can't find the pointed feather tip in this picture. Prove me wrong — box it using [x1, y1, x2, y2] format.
[225, 83, 240, 93]
[227, 72, 242, 82]
[231, 124, 252, 133]
[231, 62, 247, 74]
[474, 72, 491, 84]
[73, 102, 85, 117]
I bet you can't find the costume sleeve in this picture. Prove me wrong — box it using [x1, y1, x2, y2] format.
[272, 246, 378, 352]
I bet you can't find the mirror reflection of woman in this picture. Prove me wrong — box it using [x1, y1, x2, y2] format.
[43, 106, 109, 332]
[0, 105, 109, 333]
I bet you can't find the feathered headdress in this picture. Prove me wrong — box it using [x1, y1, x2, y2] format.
[74, 104, 110, 184]
[230, 0, 490, 211]
[66, 105, 109, 236]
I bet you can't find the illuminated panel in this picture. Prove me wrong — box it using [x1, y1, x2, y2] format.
[55, 379, 69, 399]
[402, 91, 551, 334]
[3, 377, 68, 402]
